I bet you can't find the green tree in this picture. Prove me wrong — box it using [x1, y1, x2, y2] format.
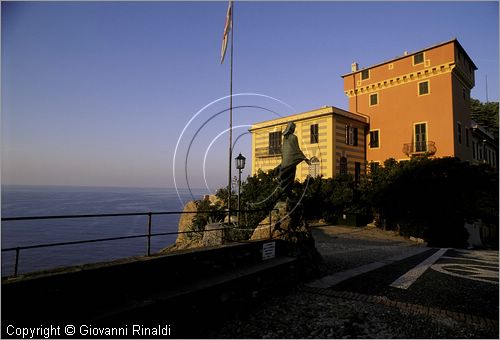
[188, 198, 226, 240]
[300, 174, 371, 224]
[236, 169, 281, 228]
[301, 176, 336, 222]
[212, 157, 498, 248]
[470, 98, 499, 139]
[366, 157, 498, 247]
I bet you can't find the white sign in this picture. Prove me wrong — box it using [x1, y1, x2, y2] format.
[262, 242, 276, 260]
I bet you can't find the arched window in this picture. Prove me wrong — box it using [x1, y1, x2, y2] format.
[339, 157, 348, 176]
[308, 157, 320, 177]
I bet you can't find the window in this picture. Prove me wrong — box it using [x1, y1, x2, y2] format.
[308, 157, 320, 177]
[414, 52, 424, 65]
[369, 130, 380, 148]
[414, 123, 427, 152]
[268, 131, 282, 155]
[361, 69, 369, 80]
[310, 124, 319, 144]
[472, 142, 476, 159]
[354, 162, 361, 182]
[369, 93, 378, 106]
[339, 157, 348, 176]
[465, 128, 469, 147]
[345, 125, 358, 146]
[418, 81, 429, 95]
[457, 123, 462, 144]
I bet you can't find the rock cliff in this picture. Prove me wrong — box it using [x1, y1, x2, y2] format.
[251, 201, 309, 242]
[161, 196, 324, 279]
[251, 200, 325, 278]
[161, 195, 226, 253]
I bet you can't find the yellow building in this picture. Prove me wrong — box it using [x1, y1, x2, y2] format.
[249, 106, 368, 182]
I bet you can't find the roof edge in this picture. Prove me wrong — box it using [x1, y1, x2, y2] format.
[341, 38, 478, 78]
[249, 105, 368, 131]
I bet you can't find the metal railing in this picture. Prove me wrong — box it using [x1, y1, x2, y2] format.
[402, 141, 437, 156]
[1, 208, 274, 277]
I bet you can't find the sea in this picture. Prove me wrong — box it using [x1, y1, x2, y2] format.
[1, 185, 207, 277]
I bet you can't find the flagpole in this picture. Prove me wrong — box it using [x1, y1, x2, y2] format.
[227, 1, 234, 221]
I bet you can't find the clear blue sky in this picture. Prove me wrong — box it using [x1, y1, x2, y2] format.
[2, 1, 498, 191]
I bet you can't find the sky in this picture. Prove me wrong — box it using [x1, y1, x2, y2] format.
[2, 1, 499, 191]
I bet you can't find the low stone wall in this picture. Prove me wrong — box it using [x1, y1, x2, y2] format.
[2, 240, 294, 335]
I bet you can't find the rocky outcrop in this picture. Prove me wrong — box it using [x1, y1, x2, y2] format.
[251, 200, 325, 279]
[175, 200, 199, 245]
[163, 196, 324, 279]
[161, 195, 226, 253]
[251, 201, 309, 242]
[202, 223, 225, 247]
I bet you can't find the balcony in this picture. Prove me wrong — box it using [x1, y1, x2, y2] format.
[402, 141, 437, 157]
[255, 146, 281, 158]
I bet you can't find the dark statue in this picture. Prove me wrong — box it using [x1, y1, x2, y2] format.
[275, 122, 310, 200]
[270, 122, 324, 278]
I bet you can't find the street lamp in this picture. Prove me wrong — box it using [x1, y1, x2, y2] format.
[235, 153, 246, 225]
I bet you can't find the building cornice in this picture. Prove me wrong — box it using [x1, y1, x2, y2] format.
[249, 106, 368, 132]
[341, 38, 477, 79]
[344, 62, 455, 98]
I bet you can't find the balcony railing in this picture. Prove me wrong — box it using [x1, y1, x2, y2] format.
[255, 146, 281, 158]
[402, 141, 437, 157]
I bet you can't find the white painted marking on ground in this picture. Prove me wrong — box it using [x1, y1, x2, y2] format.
[390, 248, 448, 290]
[306, 247, 429, 289]
[430, 250, 499, 284]
[431, 263, 499, 284]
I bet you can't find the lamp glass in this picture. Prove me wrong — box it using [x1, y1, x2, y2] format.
[235, 153, 246, 170]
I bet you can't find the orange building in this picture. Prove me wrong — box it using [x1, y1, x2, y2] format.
[251, 39, 496, 181]
[342, 38, 490, 165]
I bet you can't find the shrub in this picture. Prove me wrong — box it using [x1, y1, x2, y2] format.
[366, 157, 498, 247]
[188, 198, 226, 240]
[214, 157, 498, 248]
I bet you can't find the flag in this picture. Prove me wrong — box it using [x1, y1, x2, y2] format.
[220, 1, 233, 64]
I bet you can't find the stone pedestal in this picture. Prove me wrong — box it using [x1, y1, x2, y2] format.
[251, 200, 325, 279]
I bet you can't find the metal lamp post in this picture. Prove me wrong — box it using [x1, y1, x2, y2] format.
[235, 153, 246, 225]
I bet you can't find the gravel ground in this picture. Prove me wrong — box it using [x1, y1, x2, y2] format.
[206, 225, 497, 339]
[206, 287, 493, 339]
[311, 225, 422, 274]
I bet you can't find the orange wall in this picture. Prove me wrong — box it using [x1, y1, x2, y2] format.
[343, 42, 456, 93]
[343, 41, 472, 163]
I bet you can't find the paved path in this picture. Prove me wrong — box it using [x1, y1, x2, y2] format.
[207, 225, 498, 338]
[308, 225, 430, 288]
[311, 224, 426, 272]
